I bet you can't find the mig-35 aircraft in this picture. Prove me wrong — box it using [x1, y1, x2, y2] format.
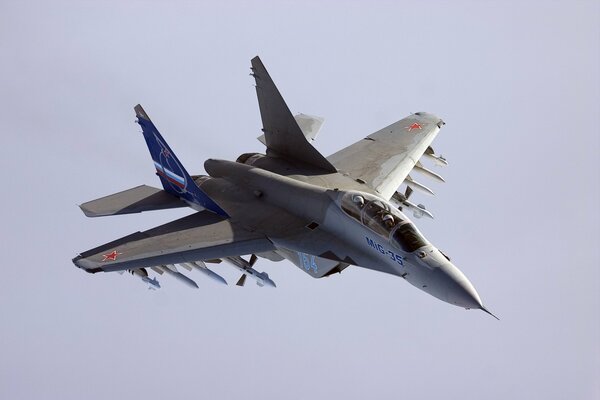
[73, 56, 496, 318]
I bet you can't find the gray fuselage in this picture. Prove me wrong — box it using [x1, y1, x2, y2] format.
[201, 157, 483, 309]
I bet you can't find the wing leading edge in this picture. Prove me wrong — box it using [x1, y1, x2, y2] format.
[73, 210, 275, 273]
[327, 112, 445, 199]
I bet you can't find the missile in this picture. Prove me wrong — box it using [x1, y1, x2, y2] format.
[423, 146, 448, 166]
[414, 162, 445, 183]
[184, 262, 227, 285]
[224, 255, 276, 288]
[128, 268, 161, 289]
[404, 201, 434, 219]
[391, 190, 434, 219]
[159, 265, 199, 289]
[141, 276, 161, 290]
[239, 268, 276, 288]
[423, 152, 448, 166]
[404, 175, 434, 196]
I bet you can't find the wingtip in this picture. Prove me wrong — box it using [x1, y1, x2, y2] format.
[78, 204, 96, 217]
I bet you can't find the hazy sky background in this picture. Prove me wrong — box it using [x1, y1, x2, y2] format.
[1, 1, 598, 399]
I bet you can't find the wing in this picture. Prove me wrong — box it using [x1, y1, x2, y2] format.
[327, 112, 445, 199]
[72, 211, 275, 273]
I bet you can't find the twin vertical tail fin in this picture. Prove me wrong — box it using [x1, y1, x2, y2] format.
[134, 105, 228, 217]
[250, 56, 337, 173]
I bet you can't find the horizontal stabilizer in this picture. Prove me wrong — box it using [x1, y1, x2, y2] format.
[257, 113, 324, 145]
[294, 113, 324, 141]
[80, 185, 187, 217]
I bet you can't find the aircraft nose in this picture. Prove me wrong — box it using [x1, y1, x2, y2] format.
[438, 261, 483, 309]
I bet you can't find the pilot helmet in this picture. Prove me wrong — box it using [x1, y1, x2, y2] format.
[382, 214, 394, 226]
[352, 195, 365, 207]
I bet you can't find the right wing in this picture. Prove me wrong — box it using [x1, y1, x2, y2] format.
[327, 112, 445, 200]
[72, 211, 275, 273]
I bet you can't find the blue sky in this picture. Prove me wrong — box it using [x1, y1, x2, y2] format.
[0, 1, 598, 399]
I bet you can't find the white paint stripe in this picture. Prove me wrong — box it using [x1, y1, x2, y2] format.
[154, 161, 185, 184]
[164, 168, 185, 183]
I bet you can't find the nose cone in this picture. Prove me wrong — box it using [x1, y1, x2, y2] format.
[438, 261, 483, 309]
[414, 249, 496, 316]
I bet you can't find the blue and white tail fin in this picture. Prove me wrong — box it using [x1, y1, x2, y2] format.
[134, 104, 228, 217]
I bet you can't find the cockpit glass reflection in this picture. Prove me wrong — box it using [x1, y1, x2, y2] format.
[362, 200, 392, 236]
[340, 192, 428, 253]
[391, 223, 428, 252]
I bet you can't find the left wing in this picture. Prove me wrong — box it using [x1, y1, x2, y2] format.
[72, 210, 275, 273]
[327, 112, 445, 199]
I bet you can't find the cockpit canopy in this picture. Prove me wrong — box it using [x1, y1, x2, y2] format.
[340, 192, 429, 253]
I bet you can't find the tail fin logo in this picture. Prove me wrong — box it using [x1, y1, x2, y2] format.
[135, 104, 229, 217]
[153, 135, 188, 194]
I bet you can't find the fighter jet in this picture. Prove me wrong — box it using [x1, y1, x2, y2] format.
[73, 56, 496, 318]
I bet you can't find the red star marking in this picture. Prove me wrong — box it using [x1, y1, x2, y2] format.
[406, 122, 422, 132]
[102, 250, 121, 262]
